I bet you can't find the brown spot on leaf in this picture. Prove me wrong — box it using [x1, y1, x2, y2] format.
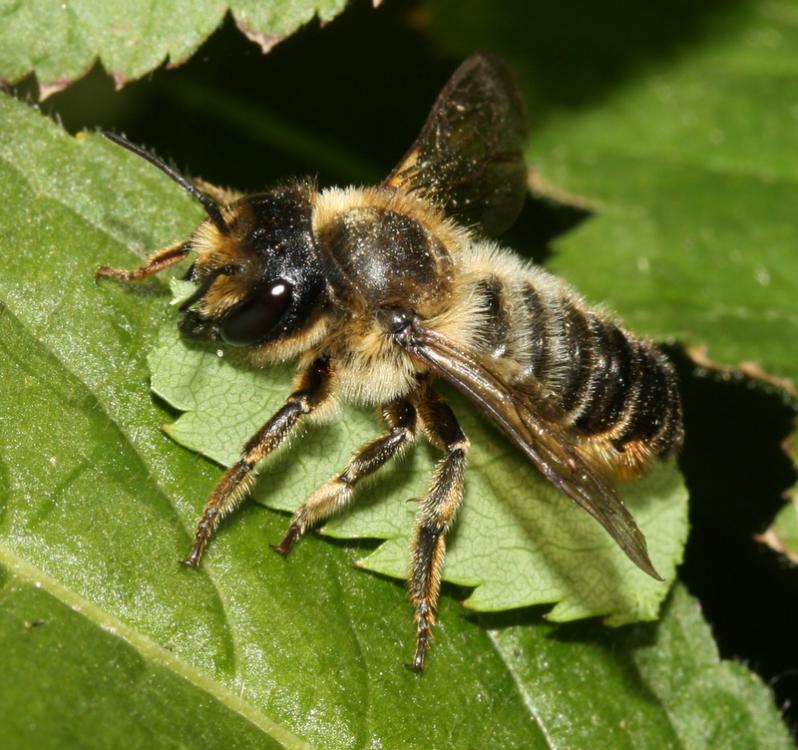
[528, 169, 599, 212]
[235, 19, 284, 54]
[755, 524, 798, 566]
[38, 79, 71, 100]
[112, 70, 129, 91]
[688, 344, 796, 396]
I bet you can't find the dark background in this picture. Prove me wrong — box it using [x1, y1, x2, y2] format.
[16, 0, 798, 734]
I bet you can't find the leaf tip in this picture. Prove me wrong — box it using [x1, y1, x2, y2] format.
[111, 70, 129, 92]
[235, 19, 285, 55]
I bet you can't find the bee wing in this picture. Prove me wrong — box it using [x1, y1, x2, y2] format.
[400, 325, 662, 580]
[384, 53, 528, 237]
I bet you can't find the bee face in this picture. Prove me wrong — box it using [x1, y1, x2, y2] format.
[179, 182, 330, 354]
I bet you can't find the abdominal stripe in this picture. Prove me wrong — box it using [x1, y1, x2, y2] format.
[573, 315, 637, 435]
[473, 272, 680, 457]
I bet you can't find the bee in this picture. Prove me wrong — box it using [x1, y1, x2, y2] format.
[97, 53, 683, 671]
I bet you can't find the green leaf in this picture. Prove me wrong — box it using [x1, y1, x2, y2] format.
[0, 559, 294, 750]
[0, 67, 791, 748]
[0, 0, 349, 97]
[423, 0, 798, 386]
[152, 312, 688, 623]
[758, 489, 798, 565]
[426, 0, 798, 563]
[486, 585, 794, 750]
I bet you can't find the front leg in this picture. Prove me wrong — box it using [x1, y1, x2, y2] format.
[183, 356, 333, 567]
[96, 240, 190, 282]
[408, 387, 469, 672]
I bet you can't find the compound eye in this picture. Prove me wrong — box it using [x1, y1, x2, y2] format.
[220, 279, 293, 347]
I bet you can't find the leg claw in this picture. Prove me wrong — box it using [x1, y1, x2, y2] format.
[272, 525, 301, 557]
[181, 545, 203, 568]
[407, 624, 430, 673]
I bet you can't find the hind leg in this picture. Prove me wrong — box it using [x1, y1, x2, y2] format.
[407, 388, 469, 672]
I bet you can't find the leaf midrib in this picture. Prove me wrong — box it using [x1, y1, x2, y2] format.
[0, 300, 250, 689]
[0, 542, 312, 750]
[485, 629, 559, 750]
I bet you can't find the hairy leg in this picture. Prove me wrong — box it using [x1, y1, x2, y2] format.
[96, 240, 190, 282]
[183, 356, 333, 567]
[407, 388, 469, 672]
[274, 399, 417, 555]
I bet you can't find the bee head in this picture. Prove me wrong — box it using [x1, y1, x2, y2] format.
[180, 182, 330, 359]
[101, 133, 330, 360]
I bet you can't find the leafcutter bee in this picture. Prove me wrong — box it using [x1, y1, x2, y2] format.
[97, 53, 683, 671]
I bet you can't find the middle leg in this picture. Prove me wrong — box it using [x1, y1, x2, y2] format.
[273, 399, 417, 555]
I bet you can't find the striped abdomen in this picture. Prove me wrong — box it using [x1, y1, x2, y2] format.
[472, 268, 683, 473]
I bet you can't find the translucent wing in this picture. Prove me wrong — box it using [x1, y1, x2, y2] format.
[396, 324, 661, 580]
[384, 53, 528, 237]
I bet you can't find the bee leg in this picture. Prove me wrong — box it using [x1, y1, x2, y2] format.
[273, 399, 417, 555]
[96, 240, 190, 282]
[183, 356, 333, 568]
[407, 389, 469, 672]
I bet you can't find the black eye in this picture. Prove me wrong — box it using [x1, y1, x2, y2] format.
[220, 279, 293, 347]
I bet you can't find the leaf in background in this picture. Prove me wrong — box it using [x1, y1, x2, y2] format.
[459, 0, 798, 369]
[426, 0, 798, 556]
[757, 489, 798, 565]
[0, 0, 349, 98]
[0, 86, 792, 749]
[152, 313, 688, 623]
[487, 585, 794, 750]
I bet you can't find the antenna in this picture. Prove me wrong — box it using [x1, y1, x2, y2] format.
[103, 131, 229, 235]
